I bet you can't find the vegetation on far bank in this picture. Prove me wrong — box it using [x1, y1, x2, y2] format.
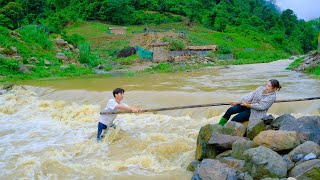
[0, 0, 320, 82]
[287, 56, 320, 76]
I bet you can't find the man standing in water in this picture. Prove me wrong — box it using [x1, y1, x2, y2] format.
[97, 88, 141, 141]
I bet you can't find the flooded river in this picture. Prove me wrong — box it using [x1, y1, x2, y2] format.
[0, 60, 319, 179]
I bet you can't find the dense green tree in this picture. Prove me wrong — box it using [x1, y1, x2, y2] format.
[98, 0, 135, 24]
[281, 9, 298, 36]
[0, 2, 24, 29]
[0, 13, 13, 28]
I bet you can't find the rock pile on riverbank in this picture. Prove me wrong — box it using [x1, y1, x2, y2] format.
[294, 51, 320, 72]
[188, 114, 320, 180]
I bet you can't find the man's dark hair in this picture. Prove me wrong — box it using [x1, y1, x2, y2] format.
[113, 88, 125, 97]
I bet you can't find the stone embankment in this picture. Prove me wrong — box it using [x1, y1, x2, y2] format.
[293, 51, 320, 72]
[189, 114, 320, 180]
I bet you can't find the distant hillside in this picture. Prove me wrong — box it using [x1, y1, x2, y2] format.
[66, 21, 289, 64]
[0, 0, 318, 54]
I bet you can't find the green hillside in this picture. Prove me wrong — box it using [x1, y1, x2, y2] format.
[0, 0, 319, 81]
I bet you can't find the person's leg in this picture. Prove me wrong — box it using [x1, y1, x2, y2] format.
[218, 105, 248, 126]
[97, 122, 108, 140]
[231, 108, 250, 122]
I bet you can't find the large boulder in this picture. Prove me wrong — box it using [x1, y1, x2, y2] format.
[279, 116, 320, 144]
[195, 124, 233, 160]
[195, 124, 218, 160]
[225, 121, 247, 137]
[243, 146, 287, 179]
[288, 141, 320, 161]
[253, 130, 301, 151]
[116, 47, 136, 58]
[271, 114, 296, 130]
[247, 119, 265, 139]
[288, 159, 320, 179]
[231, 139, 253, 160]
[192, 159, 237, 180]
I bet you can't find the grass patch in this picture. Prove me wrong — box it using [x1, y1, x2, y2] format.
[306, 65, 320, 75]
[145, 62, 202, 73]
[287, 58, 303, 70]
[115, 54, 139, 65]
[18, 25, 52, 50]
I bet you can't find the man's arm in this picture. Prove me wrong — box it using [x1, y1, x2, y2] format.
[116, 104, 141, 113]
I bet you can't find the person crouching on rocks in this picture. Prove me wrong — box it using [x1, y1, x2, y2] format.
[218, 79, 281, 126]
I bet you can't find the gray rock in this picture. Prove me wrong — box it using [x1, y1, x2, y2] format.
[192, 159, 237, 180]
[247, 119, 265, 139]
[208, 133, 245, 149]
[10, 46, 17, 54]
[303, 153, 317, 161]
[292, 154, 304, 162]
[45, 60, 54, 66]
[56, 52, 68, 61]
[288, 141, 320, 161]
[19, 64, 32, 74]
[195, 124, 219, 160]
[243, 146, 287, 179]
[280, 116, 320, 144]
[237, 172, 253, 180]
[224, 121, 247, 137]
[219, 156, 246, 172]
[60, 65, 70, 69]
[55, 39, 68, 46]
[288, 159, 320, 179]
[261, 114, 275, 125]
[28, 57, 39, 63]
[231, 139, 253, 160]
[271, 114, 296, 130]
[283, 154, 295, 170]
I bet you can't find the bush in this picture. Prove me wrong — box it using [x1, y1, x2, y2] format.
[169, 40, 185, 51]
[18, 25, 52, 49]
[217, 44, 233, 54]
[62, 33, 85, 48]
[78, 43, 100, 67]
[0, 58, 20, 75]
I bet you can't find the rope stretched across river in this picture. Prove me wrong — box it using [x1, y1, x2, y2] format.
[100, 96, 320, 115]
